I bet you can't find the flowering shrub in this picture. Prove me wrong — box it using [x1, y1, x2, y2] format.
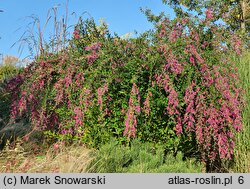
[0, 64, 22, 126]
[7, 12, 244, 171]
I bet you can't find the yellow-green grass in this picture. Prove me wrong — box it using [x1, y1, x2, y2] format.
[0, 140, 92, 173]
[233, 50, 250, 172]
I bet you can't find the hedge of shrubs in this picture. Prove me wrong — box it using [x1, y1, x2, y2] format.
[6, 10, 244, 171]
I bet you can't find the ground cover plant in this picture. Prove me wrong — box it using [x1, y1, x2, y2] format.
[87, 139, 204, 173]
[0, 4, 248, 173]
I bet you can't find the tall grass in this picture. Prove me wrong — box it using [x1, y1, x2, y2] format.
[233, 50, 250, 172]
[13, 1, 71, 59]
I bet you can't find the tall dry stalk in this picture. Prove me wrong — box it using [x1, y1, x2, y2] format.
[13, 0, 71, 59]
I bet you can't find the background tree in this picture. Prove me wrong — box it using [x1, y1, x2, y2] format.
[162, 0, 250, 34]
[2, 55, 20, 66]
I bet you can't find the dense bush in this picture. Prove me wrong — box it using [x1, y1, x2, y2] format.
[87, 139, 204, 173]
[0, 64, 20, 82]
[0, 64, 21, 126]
[0, 64, 24, 150]
[7, 10, 244, 171]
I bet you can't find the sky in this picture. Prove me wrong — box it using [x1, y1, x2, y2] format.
[0, 0, 174, 60]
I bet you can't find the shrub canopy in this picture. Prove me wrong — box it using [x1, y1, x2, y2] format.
[7, 10, 244, 170]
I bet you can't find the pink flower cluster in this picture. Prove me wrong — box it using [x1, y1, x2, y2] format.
[97, 84, 109, 111]
[75, 73, 85, 88]
[60, 126, 73, 135]
[155, 16, 244, 162]
[186, 44, 204, 64]
[85, 43, 101, 65]
[54, 79, 64, 105]
[73, 29, 80, 39]
[214, 70, 243, 132]
[169, 23, 183, 42]
[167, 86, 183, 135]
[231, 35, 242, 55]
[80, 88, 94, 112]
[166, 54, 183, 75]
[7, 74, 24, 119]
[158, 45, 184, 75]
[64, 66, 74, 89]
[85, 42, 101, 51]
[183, 81, 196, 132]
[143, 92, 152, 116]
[155, 73, 182, 135]
[158, 18, 170, 38]
[74, 106, 83, 128]
[183, 72, 242, 160]
[205, 8, 214, 20]
[124, 83, 141, 138]
[86, 53, 98, 65]
[18, 92, 27, 114]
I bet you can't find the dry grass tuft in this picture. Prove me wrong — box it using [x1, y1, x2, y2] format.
[0, 139, 92, 173]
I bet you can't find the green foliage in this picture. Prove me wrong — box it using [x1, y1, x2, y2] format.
[0, 63, 20, 82]
[162, 0, 250, 34]
[87, 139, 204, 173]
[7, 9, 244, 172]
